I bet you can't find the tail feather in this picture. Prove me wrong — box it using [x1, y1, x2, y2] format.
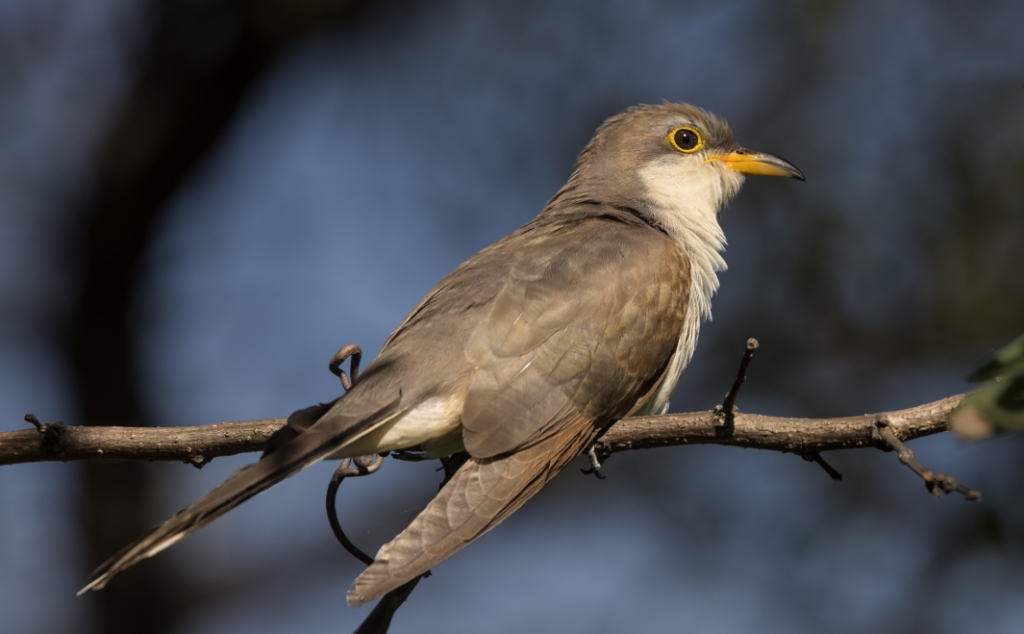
[346, 414, 598, 606]
[79, 395, 401, 594]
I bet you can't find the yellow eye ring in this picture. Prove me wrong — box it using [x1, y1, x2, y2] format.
[667, 126, 704, 153]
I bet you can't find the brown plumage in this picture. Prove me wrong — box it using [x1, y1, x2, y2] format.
[348, 210, 690, 603]
[80, 103, 802, 604]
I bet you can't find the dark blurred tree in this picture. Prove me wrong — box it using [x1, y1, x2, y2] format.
[65, 1, 403, 631]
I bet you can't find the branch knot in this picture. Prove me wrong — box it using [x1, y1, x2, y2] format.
[24, 413, 67, 458]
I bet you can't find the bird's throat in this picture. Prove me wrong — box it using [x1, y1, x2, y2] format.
[633, 159, 739, 414]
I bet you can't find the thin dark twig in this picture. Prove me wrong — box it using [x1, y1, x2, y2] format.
[324, 336, 424, 633]
[353, 577, 422, 634]
[324, 342, 380, 563]
[802, 453, 843, 481]
[707, 340, 843, 484]
[330, 344, 363, 391]
[24, 413, 44, 431]
[873, 420, 981, 501]
[715, 338, 759, 429]
[326, 455, 385, 567]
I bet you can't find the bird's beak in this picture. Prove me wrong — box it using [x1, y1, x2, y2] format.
[710, 148, 805, 181]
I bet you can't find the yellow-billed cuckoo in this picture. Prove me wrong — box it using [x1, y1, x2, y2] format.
[80, 103, 802, 604]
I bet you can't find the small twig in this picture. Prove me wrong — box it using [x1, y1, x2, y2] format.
[325, 337, 428, 634]
[714, 338, 759, 429]
[707, 340, 843, 484]
[330, 344, 363, 391]
[802, 453, 843, 481]
[24, 413, 44, 431]
[352, 577, 422, 634]
[873, 420, 981, 501]
[326, 455, 386, 566]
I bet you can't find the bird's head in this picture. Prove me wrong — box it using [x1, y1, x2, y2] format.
[551, 102, 803, 223]
[544, 102, 803, 318]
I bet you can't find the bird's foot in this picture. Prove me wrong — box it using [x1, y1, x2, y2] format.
[581, 444, 608, 479]
[391, 449, 434, 462]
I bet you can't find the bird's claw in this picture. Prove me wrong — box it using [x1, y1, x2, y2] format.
[581, 444, 608, 479]
[391, 450, 433, 462]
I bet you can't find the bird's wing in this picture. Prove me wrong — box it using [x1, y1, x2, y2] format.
[79, 392, 403, 594]
[348, 215, 691, 605]
[462, 215, 691, 458]
[348, 411, 597, 606]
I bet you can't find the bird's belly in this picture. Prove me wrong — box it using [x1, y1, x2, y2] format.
[329, 395, 465, 458]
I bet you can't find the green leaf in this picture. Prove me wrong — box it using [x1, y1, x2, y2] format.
[967, 332, 1024, 382]
[951, 333, 1024, 439]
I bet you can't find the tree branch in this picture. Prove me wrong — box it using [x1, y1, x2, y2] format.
[1, 416, 282, 467]
[3, 392, 976, 634]
[596, 393, 962, 456]
[2, 395, 963, 468]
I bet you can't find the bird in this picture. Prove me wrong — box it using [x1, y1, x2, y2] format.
[79, 102, 803, 605]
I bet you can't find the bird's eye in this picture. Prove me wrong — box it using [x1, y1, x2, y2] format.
[668, 126, 703, 153]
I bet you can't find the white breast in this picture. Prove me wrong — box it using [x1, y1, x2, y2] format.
[631, 158, 742, 415]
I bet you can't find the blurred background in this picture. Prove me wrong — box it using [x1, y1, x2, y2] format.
[1, 0, 1023, 632]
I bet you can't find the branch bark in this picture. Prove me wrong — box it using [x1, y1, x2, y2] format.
[2, 394, 964, 468]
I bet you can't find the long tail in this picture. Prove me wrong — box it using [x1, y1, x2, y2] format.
[79, 395, 401, 594]
[346, 414, 599, 606]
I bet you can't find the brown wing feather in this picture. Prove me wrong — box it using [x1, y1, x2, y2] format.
[462, 218, 690, 458]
